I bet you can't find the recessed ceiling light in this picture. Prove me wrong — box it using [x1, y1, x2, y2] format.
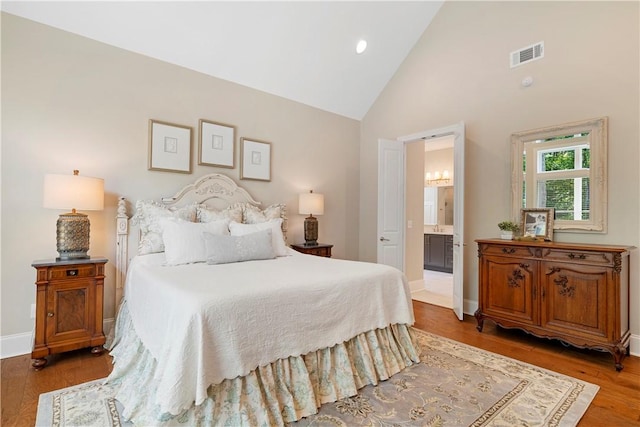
[356, 39, 367, 54]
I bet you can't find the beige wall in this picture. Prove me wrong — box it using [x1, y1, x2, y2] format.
[425, 148, 453, 185]
[405, 141, 425, 282]
[360, 1, 640, 340]
[1, 13, 360, 339]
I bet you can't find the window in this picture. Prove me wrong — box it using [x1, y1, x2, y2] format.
[511, 117, 607, 232]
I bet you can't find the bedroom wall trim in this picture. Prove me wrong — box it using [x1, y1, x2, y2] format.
[0, 331, 32, 359]
[409, 279, 424, 293]
[0, 318, 115, 359]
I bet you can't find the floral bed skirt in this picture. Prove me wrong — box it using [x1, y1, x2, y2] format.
[106, 301, 420, 426]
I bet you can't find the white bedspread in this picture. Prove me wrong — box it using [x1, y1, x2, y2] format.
[123, 249, 414, 415]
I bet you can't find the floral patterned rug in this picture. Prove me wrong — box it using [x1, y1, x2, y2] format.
[35, 330, 598, 426]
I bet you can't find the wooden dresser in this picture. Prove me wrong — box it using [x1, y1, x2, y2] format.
[475, 239, 633, 370]
[31, 257, 108, 370]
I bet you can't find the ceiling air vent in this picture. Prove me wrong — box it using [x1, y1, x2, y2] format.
[510, 41, 544, 68]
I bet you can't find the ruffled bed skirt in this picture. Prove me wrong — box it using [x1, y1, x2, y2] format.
[106, 301, 420, 426]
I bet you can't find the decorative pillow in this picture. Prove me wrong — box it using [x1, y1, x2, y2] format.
[204, 229, 276, 265]
[161, 219, 230, 266]
[197, 204, 243, 224]
[133, 200, 198, 255]
[242, 203, 286, 224]
[229, 219, 288, 256]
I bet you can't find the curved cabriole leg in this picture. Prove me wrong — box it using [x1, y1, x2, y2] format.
[613, 346, 626, 372]
[474, 310, 484, 332]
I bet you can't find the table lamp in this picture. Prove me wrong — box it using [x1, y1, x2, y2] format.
[43, 170, 104, 260]
[298, 190, 324, 246]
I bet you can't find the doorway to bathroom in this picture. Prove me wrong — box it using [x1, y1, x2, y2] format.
[412, 134, 454, 309]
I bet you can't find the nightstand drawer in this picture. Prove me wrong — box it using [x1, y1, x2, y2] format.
[48, 264, 96, 280]
[309, 246, 331, 257]
[290, 243, 333, 258]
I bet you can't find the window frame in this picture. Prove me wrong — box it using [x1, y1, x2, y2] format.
[511, 117, 608, 233]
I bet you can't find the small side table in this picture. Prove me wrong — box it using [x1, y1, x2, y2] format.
[290, 243, 333, 258]
[31, 257, 108, 370]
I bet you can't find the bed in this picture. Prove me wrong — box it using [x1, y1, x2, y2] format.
[106, 173, 420, 426]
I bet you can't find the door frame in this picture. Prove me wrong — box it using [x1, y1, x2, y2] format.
[380, 121, 465, 319]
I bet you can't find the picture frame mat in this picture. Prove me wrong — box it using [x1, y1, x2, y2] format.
[199, 119, 235, 168]
[240, 138, 271, 181]
[149, 119, 192, 173]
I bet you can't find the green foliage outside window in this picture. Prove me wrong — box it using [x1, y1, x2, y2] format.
[521, 135, 590, 221]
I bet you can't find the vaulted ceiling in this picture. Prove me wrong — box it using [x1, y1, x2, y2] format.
[1, 1, 443, 120]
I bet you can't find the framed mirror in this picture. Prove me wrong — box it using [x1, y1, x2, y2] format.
[511, 117, 607, 233]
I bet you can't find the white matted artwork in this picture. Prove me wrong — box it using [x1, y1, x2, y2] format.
[148, 119, 192, 173]
[199, 120, 235, 168]
[240, 138, 271, 181]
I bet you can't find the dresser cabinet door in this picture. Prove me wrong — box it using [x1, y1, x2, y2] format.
[481, 256, 537, 325]
[46, 280, 94, 344]
[540, 263, 609, 342]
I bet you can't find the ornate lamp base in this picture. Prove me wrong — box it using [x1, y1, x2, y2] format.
[56, 212, 91, 260]
[304, 215, 319, 246]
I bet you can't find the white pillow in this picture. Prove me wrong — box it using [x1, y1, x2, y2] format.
[204, 229, 276, 265]
[242, 203, 285, 224]
[197, 204, 243, 224]
[133, 200, 198, 255]
[161, 219, 229, 266]
[229, 219, 288, 257]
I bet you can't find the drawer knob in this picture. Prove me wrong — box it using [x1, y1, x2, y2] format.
[47, 312, 54, 317]
[67, 269, 78, 276]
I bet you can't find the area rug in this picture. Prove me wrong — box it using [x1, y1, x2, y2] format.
[35, 329, 598, 426]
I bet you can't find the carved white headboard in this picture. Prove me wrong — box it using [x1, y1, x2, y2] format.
[115, 173, 282, 303]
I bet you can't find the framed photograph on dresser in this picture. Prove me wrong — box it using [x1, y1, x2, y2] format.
[521, 208, 554, 241]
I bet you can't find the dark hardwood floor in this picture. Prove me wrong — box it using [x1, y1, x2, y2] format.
[2, 301, 639, 426]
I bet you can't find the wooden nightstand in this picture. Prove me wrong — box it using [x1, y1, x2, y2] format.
[31, 257, 108, 370]
[290, 243, 333, 258]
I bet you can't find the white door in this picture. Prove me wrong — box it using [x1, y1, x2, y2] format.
[380, 122, 465, 320]
[377, 139, 404, 270]
[452, 124, 465, 320]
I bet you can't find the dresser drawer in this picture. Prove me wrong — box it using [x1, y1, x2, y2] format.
[543, 249, 614, 267]
[479, 244, 532, 258]
[48, 264, 96, 280]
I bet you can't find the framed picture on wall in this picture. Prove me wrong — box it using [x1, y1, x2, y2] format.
[198, 119, 235, 168]
[521, 208, 555, 241]
[148, 119, 192, 173]
[240, 138, 271, 181]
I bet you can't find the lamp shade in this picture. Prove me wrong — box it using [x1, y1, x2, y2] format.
[299, 191, 324, 215]
[43, 172, 104, 211]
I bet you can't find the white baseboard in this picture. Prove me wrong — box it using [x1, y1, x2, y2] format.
[463, 299, 478, 317]
[409, 279, 424, 293]
[0, 331, 33, 359]
[630, 333, 640, 357]
[1, 318, 115, 359]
